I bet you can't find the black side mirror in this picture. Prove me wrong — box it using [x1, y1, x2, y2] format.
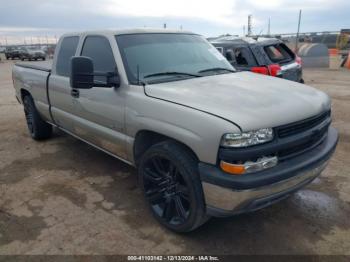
[105, 72, 120, 88]
[70, 56, 94, 89]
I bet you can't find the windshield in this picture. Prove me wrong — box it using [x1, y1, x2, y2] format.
[115, 33, 235, 85]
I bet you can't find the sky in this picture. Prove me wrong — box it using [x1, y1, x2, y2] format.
[0, 0, 349, 45]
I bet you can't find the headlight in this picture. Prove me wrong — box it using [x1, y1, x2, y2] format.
[221, 128, 274, 147]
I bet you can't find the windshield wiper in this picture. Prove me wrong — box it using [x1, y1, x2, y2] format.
[198, 67, 235, 74]
[144, 71, 201, 79]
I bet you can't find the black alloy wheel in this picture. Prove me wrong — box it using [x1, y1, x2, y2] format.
[143, 155, 191, 226]
[23, 96, 35, 136]
[22, 95, 52, 140]
[139, 141, 208, 232]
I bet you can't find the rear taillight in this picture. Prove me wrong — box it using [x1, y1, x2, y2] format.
[295, 56, 302, 66]
[251, 66, 269, 75]
[267, 64, 282, 77]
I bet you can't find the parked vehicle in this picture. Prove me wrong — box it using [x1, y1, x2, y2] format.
[20, 47, 46, 61]
[12, 29, 338, 232]
[211, 37, 304, 83]
[5, 47, 22, 60]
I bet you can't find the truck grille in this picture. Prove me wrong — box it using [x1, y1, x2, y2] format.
[218, 110, 332, 164]
[277, 123, 329, 160]
[276, 110, 331, 138]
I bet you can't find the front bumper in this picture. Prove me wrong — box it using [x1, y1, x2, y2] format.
[199, 127, 338, 217]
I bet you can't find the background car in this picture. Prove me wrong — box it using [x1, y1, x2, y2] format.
[20, 47, 46, 61]
[4, 47, 22, 60]
[211, 37, 304, 83]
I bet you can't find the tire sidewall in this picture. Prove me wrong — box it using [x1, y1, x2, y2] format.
[138, 142, 206, 233]
[23, 96, 37, 138]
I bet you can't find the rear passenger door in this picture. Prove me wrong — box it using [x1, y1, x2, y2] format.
[71, 35, 127, 159]
[50, 36, 80, 132]
[225, 46, 257, 71]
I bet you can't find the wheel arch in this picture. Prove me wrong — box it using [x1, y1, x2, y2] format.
[20, 88, 31, 101]
[133, 130, 199, 167]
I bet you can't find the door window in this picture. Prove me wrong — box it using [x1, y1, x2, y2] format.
[56, 36, 79, 77]
[225, 47, 257, 68]
[81, 36, 117, 83]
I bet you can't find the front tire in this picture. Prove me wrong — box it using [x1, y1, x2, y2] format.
[23, 95, 52, 140]
[139, 141, 208, 232]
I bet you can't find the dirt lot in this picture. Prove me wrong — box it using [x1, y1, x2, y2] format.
[0, 59, 350, 255]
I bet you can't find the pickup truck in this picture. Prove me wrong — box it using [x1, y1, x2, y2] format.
[12, 29, 338, 232]
[19, 47, 46, 61]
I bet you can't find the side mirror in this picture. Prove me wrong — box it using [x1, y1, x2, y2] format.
[105, 72, 121, 88]
[70, 56, 94, 89]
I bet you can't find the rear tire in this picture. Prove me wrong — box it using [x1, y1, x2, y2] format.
[138, 141, 208, 232]
[23, 95, 52, 140]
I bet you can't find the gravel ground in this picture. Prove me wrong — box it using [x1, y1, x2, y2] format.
[0, 60, 350, 255]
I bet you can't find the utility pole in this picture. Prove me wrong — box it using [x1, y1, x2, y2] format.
[5, 36, 8, 46]
[268, 17, 271, 36]
[247, 15, 252, 36]
[46, 35, 49, 49]
[243, 25, 246, 36]
[163, 23, 167, 29]
[295, 9, 302, 52]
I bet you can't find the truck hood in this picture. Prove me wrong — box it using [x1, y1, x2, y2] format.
[144, 72, 331, 131]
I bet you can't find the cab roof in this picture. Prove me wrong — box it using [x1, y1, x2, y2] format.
[61, 28, 196, 38]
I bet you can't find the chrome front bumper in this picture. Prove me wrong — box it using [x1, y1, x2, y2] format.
[199, 127, 338, 217]
[202, 160, 328, 216]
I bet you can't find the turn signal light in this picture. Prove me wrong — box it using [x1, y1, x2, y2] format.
[220, 156, 278, 175]
[220, 161, 245, 175]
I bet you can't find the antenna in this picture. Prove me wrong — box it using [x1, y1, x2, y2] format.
[268, 18, 271, 36]
[295, 9, 302, 52]
[137, 65, 140, 85]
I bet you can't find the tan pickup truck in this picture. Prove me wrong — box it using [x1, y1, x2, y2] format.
[12, 29, 338, 232]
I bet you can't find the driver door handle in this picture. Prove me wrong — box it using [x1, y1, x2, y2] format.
[71, 89, 80, 98]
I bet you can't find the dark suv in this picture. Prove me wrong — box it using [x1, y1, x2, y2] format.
[211, 37, 304, 83]
[5, 47, 22, 60]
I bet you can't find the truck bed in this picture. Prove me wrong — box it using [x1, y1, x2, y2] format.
[13, 60, 53, 122]
[15, 60, 52, 72]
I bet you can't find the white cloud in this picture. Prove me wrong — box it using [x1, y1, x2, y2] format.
[93, 0, 252, 27]
[0, 27, 50, 33]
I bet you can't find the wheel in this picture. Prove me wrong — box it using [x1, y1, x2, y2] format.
[23, 95, 52, 140]
[21, 57, 24, 61]
[139, 141, 208, 232]
[299, 78, 305, 84]
[34, 58, 38, 61]
[43, 57, 46, 61]
[6, 56, 8, 60]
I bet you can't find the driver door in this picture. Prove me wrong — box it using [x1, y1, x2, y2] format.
[70, 35, 127, 160]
